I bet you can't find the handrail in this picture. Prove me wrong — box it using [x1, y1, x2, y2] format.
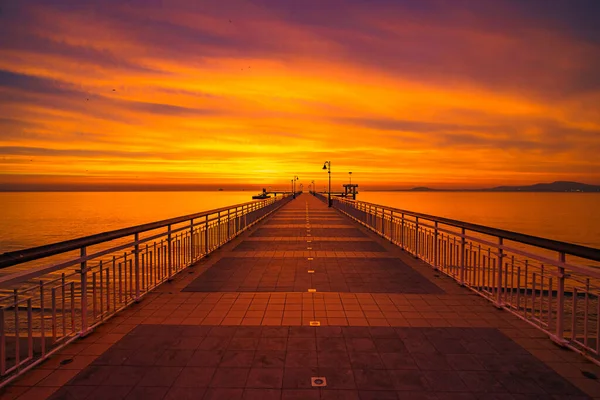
[331, 195, 600, 365]
[0, 194, 293, 385]
[342, 198, 600, 262]
[0, 199, 274, 269]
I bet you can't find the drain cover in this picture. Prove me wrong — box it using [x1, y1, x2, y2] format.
[311, 377, 327, 387]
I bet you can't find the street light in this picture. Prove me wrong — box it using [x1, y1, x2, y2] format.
[322, 161, 331, 207]
[293, 176, 299, 198]
[311, 180, 315, 196]
[349, 171, 352, 185]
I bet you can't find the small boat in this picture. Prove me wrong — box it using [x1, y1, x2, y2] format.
[252, 193, 271, 199]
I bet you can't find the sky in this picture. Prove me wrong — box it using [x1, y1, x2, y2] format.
[1, 0, 599, 191]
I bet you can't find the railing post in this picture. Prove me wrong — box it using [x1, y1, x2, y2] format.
[433, 221, 438, 270]
[390, 211, 394, 243]
[495, 237, 503, 307]
[227, 209, 231, 239]
[205, 215, 209, 254]
[381, 209, 385, 237]
[79, 246, 89, 334]
[134, 233, 140, 301]
[167, 224, 173, 279]
[414, 217, 419, 257]
[459, 227, 466, 285]
[217, 212, 221, 246]
[554, 251, 567, 345]
[190, 219, 194, 262]
[400, 213, 405, 249]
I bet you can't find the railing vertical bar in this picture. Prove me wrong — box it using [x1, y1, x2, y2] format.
[584, 279, 590, 348]
[13, 290, 19, 369]
[27, 299, 33, 360]
[134, 233, 140, 301]
[39, 281, 45, 356]
[51, 288, 57, 342]
[99, 261, 104, 317]
[70, 282, 75, 332]
[61, 274, 66, 337]
[79, 247, 88, 334]
[92, 272, 97, 321]
[0, 308, 5, 375]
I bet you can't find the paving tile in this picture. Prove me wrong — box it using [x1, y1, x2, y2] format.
[242, 388, 282, 400]
[282, 367, 319, 389]
[124, 386, 169, 400]
[47, 385, 95, 400]
[246, 368, 284, 388]
[204, 388, 244, 400]
[164, 386, 206, 400]
[173, 367, 215, 387]
[353, 369, 395, 391]
[318, 368, 355, 389]
[210, 368, 250, 388]
[220, 351, 255, 368]
[86, 385, 132, 400]
[137, 366, 183, 387]
[285, 351, 318, 368]
[281, 389, 320, 399]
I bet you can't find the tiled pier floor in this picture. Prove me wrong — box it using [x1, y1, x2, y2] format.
[2, 194, 599, 400]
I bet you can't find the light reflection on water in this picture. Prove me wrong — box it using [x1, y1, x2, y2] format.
[0, 191, 256, 254]
[359, 192, 600, 249]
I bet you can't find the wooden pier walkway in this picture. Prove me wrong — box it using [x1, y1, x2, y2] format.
[2, 194, 599, 399]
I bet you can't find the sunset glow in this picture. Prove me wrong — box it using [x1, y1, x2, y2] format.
[1, 0, 599, 190]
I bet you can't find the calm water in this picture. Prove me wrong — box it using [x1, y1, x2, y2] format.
[360, 192, 600, 249]
[0, 191, 599, 254]
[0, 191, 253, 253]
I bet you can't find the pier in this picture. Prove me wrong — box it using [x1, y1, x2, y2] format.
[1, 193, 599, 399]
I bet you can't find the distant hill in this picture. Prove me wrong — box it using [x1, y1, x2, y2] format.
[486, 181, 600, 192]
[403, 181, 600, 192]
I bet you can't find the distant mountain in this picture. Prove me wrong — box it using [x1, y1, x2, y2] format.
[403, 181, 600, 192]
[486, 181, 600, 192]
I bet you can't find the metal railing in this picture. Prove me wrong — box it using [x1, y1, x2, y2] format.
[324, 195, 600, 364]
[0, 195, 291, 386]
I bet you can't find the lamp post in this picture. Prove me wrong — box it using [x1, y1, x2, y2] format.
[311, 180, 315, 196]
[322, 161, 331, 207]
[349, 171, 352, 185]
[293, 176, 299, 198]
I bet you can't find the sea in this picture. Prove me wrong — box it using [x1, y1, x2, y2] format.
[1, 191, 599, 255]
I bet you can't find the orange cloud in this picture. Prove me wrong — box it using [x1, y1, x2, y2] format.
[0, 0, 599, 190]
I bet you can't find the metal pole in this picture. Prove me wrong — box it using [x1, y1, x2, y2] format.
[459, 227, 466, 285]
[80, 246, 88, 334]
[555, 251, 566, 345]
[134, 233, 140, 300]
[190, 219, 195, 262]
[496, 237, 503, 307]
[328, 163, 332, 207]
[433, 221, 438, 270]
[414, 217, 419, 257]
[167, 225, 173, 279]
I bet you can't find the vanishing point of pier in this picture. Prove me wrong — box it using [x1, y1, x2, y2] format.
[1, 193, 599, 399]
